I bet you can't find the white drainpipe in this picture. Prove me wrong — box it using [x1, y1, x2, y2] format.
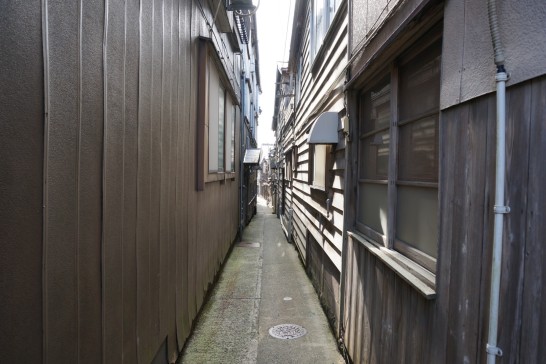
[486, 0, 509, 362]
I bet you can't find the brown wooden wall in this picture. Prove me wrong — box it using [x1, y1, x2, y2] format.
[0, 1, 241, 363]
[343, 75, 546, 363]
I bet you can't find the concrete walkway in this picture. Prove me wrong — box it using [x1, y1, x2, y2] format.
[179, 197, 344, 364]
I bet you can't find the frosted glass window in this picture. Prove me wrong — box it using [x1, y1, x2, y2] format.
[360, 132, 390, 180]
[398, 115, 438, 182]
[356, 37, 441, 271]
[231, 105, 236, 172]
[218, 88, 225, 172]
[396, 186, 438, 258]
[313, 144, 327, 188]
[358, 183, 388, 235]
[208, 62, 219, 172]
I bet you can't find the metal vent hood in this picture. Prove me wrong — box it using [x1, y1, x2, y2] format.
[307, 111, 339, 144]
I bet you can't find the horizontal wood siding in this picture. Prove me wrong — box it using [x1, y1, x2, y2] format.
[343, 75, 546, 363]
[278, 0, 348, 332]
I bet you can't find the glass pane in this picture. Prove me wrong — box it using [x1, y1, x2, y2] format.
[360, 75, 391, 134]
[398, 115, 438, 182]
[399, 41, 441, 121]
[396, 186, 438, 258]
[314, 0, 325, 53]
[358, 183, 388, 235]
[208, 63, 219, 172]
[313, 144, 326, 187]
[328, 0, 340, 27]
[231, 105, 236, 172]
[359, 131, 390, 180]
[218, 89, 225, 172]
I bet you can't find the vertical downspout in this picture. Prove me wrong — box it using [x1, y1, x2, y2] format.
[239, 69, 246, 238]
[338, 90, 350, 360]
[339, 1, 352, 356]
[486, 0, 508, 362]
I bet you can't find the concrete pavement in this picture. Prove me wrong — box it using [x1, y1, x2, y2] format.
[179, 197, 344, 364]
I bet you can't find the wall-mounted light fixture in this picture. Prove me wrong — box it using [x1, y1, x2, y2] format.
[307, 112, 339, 145]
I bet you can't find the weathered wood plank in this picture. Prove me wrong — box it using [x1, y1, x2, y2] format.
[520, 76, 546, 363]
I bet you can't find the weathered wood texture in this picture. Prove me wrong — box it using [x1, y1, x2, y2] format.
[1, 1, 242, 363]
[344, 236, 433, 363]
[343, 76, 546, 363]
[278, 0, 348, 332]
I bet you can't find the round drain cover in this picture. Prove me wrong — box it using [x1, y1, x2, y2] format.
[268, 324, 307, 339]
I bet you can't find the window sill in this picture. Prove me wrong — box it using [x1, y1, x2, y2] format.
[347, 231, 436, 299]
[206, 172, 224, 183]
[310, 184, 326, 192]
[206, 171, 236, 183]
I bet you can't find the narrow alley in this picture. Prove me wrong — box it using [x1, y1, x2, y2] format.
[179, 197, 344, 363]
[3, 1, 546, 363]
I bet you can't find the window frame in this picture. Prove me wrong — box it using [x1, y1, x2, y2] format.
[356, 35, 442, 273]
[284, 150, 292, 183]
[310, 0, 342, 61]
[196, 37, 239, 190]
[310, 144, 328, 191]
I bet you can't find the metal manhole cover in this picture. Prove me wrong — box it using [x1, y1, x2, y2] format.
[268, 324, 307, 339]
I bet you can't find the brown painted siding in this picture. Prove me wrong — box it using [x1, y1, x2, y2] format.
[0, 2, 44, 363]
[2, 1, 243, 363]
[343, 75, 546, 363]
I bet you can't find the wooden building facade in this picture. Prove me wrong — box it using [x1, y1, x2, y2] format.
[276, 0, 546, 363]
[342, 0, 546, 362]
[0, 1, 260, 363]
[274, 0, 348, 330]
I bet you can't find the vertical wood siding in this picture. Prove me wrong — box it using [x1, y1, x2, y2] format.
[0, 1, 243, 363]
[343, 76, 546, 363]
[0, 2, 45, 363]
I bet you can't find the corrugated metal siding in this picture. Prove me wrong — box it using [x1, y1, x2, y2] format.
[2, 1, 243, 363]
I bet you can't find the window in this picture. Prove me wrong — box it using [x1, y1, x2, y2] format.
[285, 151, 292, 182]
[230, 105, 236, 172]
[207, 61, 228, 173]
[357, 39, 441, 272]
[210, 85, 236, 174]
[197, 38, 238, 190]
[295, 55, 303, 106]
[292, 146, 298, 175]
[311, 0, 342, 59]
[311, 144, 328, 190]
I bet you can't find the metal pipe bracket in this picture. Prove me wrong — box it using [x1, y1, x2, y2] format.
[486, 344, 503, 357]
[494, 205, 511, 214]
